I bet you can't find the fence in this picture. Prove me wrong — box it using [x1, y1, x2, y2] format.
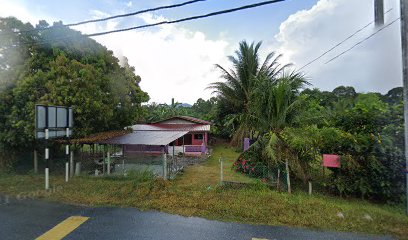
[219, 157, 288, 191]
[166, 155, 184, 179]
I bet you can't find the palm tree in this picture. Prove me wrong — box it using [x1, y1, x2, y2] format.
[251, 71, 308, 135]
[209, 40, 289, 144]
[253, 72, 309, 193]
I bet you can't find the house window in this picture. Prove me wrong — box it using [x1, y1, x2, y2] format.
[194, 134, 203, 140]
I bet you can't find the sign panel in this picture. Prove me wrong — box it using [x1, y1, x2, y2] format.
[322, 154, 340, 168]
[35, 105, 73, 139]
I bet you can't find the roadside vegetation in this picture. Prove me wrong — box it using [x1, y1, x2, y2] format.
[0, 145, 407, 239]
[1, 16, 407, 239]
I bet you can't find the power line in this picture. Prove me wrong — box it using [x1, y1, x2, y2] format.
[67, 0, 207, 27]
[298, 8, 393, 71]
[0, 0, 207, 36]
[4, 0, 285, 48]
[86, 0, 285, 37]
[325, 17, 400, 64]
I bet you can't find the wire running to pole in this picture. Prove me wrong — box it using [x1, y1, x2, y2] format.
[86, 0, 285, 37]
[0, 0, 208, 36]
[3, 0, 285, 48]
[298, 8, 393, 71]
[325, 17, 400, 65]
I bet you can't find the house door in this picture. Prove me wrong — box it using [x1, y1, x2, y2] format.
[183, 134, 192, 145]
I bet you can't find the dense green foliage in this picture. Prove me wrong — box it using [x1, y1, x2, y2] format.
[212, 41, 404, 203]
[143, 97, 217, 122]
[0, 17, 149, 149]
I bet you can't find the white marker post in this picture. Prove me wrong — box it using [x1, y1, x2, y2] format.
[65, 162, 69, 182]
[45, 128, 49, 190]
[65, 127, 70, 182]
[107, 149, 111, 175]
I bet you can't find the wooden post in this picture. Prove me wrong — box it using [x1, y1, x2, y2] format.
[107, 147, 111, 175]
[308, 181, 312, 195]
[33, 150, 38, 174]
[162, 146, 167, 180]
[69, 150, 74, 178]
[172, 141, 175, 158]
[285, 159, 291, 194]
[122, 159, 125, 176]
[219, 157, 224, 185]
[102, 145, 105, 175]
[182, 136, 185, 155]
[277, 168, 280, 191]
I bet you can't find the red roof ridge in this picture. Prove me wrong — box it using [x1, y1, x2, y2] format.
[152, 116, 211, 125]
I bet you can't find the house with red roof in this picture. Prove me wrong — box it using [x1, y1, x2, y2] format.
[119, 116, 211, 156]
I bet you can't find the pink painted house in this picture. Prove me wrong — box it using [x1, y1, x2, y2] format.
[122, 116, 211, 156]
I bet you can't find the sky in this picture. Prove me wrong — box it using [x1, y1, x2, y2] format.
[0, 0, 403, 104]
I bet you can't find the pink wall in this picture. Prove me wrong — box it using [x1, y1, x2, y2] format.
[191, 132, 208, 146]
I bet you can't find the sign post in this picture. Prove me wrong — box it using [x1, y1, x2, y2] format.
[35, 105, 73, 190]
[45, 107, 49, 190]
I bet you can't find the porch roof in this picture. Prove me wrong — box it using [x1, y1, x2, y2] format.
[131, 124, 210, 132]
[101, 130, 188, 146]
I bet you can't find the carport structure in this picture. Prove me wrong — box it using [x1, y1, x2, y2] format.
[98, 130, 191, 179]
[66, 116, 211, 179]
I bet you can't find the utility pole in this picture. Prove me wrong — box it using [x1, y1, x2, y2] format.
[400, 0, 408, 215]
[375, 0, 384, 26]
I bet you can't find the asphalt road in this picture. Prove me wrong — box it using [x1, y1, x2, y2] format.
[0, 195, 395, 240]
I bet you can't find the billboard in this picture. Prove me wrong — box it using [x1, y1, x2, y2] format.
[35, 105, 73, 139]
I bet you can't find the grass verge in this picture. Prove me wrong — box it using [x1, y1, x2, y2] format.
[0, 145, 407, 239]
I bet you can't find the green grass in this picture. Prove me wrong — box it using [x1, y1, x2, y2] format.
[0, 145, 407, 239]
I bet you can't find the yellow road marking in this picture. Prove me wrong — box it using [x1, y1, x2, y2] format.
[36, 216, 89, 240]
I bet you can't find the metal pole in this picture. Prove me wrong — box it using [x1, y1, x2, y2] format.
[400, 0, 408, 215]
[374, 0, 384, 27]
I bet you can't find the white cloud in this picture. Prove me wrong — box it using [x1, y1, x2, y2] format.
[74, 12, 230, 104]
[126, 1, 132, 8]
[0, 0, 55, 26]
[0, 0, 231, 104]
[269, 0, 402, 93]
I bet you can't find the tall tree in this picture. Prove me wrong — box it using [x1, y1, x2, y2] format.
[0, 17, 149, 149]
[210, 41, 289, 144]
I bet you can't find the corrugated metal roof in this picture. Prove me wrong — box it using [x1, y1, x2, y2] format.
[131, 124, 210, 132]
[152, 116, 211, 125]
[101, 130, 188, 145]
